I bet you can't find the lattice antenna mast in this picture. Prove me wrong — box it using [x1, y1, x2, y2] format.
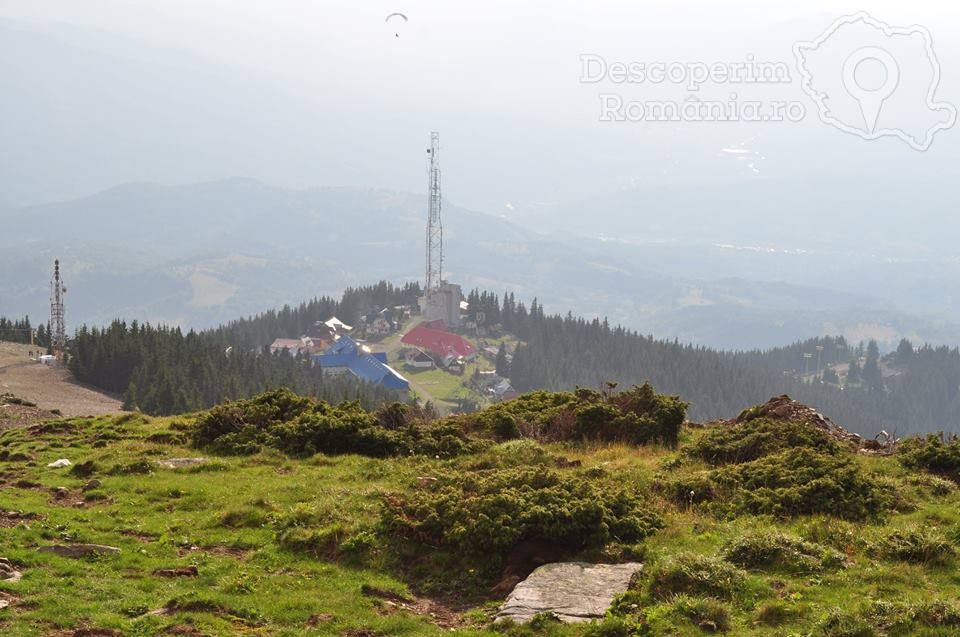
[50, 259, 67, 359]
[425, 132, 443, 291]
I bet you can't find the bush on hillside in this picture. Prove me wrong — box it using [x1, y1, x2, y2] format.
[609, 591, 733, 634]
[688, 417, 841, 465]
[654, 595, 733, 633]
[721, 530, 845, 573]
[646, 552, 747, 601]
[711, 448, 888, 520]
[459, 383, 686, 447]
[872, 526, 955, 566]
[898, 434, 960, 483]
[191, 390, 480, 458]
[466, 439, 553, 470]
[380, 467, 662, 558]
[861, 599, 960, 634]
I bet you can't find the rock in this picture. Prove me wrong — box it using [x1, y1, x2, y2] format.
[47, 458, 72, 468]
[81, 479, 102, 492]
[0, 599, 9, 609]
[155, 458, 206, 469]
[0, 557, 22, 582]
[52, 486, 70, 499]
[495, 562, 642, 624]
[415, 476, 438, 488]
[38, 544, 121, 558]
[153, 566, 198, 578]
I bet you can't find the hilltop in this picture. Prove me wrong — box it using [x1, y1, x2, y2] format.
[2, 386, 960, 636]
[0, 342, 123, 421]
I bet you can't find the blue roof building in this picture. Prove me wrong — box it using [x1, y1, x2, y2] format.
[312, 336, 409, 391]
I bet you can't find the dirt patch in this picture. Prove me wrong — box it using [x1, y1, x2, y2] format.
[0, 394, 60, 430]
[177, 545, 249, 560]
[306, 613, 334, 628]
[363, 585, 466, 629]
[154, 566, 199, 578]
[0, 341, 123, 420]
[164, 625, 206, 636]
[0, 511, 42, 528]
[120, 530, 158, 543]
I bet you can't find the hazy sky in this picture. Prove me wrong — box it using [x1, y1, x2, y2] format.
[2, 1, 959, 213]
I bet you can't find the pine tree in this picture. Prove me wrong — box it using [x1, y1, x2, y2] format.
[862, 340, 884, 393]
[495, 343, 510, 377]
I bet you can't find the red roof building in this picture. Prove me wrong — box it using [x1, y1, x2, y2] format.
[401, 323, 477, 361]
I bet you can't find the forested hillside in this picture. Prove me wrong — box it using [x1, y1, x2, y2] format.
[58, 283, 960, 435]
[66, 283, 420, 415]
[509, 310, 960, 437]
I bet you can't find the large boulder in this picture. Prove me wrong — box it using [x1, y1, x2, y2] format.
[496, 562, 641, 624]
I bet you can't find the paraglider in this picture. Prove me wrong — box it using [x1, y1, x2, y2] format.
[385, 12, 408, 38]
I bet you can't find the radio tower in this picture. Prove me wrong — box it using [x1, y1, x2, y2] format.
[425, 131, 443, 291]
[50, 259, 67, 360]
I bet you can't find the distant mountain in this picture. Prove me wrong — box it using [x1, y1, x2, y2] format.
[4, 178, 960, 351]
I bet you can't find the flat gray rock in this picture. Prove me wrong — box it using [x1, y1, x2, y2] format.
[38, 544, 121, 558]
[155, 457, 206, 469]
[496, 561, 642, 624]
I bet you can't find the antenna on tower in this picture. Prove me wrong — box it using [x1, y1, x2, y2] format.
[417, 132, 463, 327]
[50, 259, 67, 361]
[425, 131, 443, 291]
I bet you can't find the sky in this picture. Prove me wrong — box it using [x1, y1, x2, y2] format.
[1, 1, 959, 215]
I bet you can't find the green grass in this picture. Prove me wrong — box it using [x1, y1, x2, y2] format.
[2, 407, 960, 636]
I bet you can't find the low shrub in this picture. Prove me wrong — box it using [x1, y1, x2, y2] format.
[276, 524, 348, 557]
[191, 390, 480, 458]
[467, 439, 553, 470]
[108, 459, 153, 475]
[660, 473, 718, 506]
[908, 473, 956, 497]
[647, 552, 747, 600]
[69, 460, 98, 477]
[583, 616, 633, 637]
[711, 448, 888, 520]
[219, 507, 270, 529]
[146, 431, 188, 445]
[860, 598, 960, 634]
[380, 467, 662, 559]
[753, 600, 806, 627]
[796, 518, 859, 553]
[872, 526, 955, 566]
[459, 383, 686, 447]
[899, 434, 960, 483]
[688, 417, 840, 466]
[908, 600, 960, 630]
[640, 595, 733, 633]
[819, 609, 876, 637]
[722, 530, 846, 573]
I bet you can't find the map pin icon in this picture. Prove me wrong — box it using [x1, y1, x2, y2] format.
[843, 47, 899, 134]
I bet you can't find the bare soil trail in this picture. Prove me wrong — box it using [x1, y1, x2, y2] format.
[0, 341, 124, 421]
